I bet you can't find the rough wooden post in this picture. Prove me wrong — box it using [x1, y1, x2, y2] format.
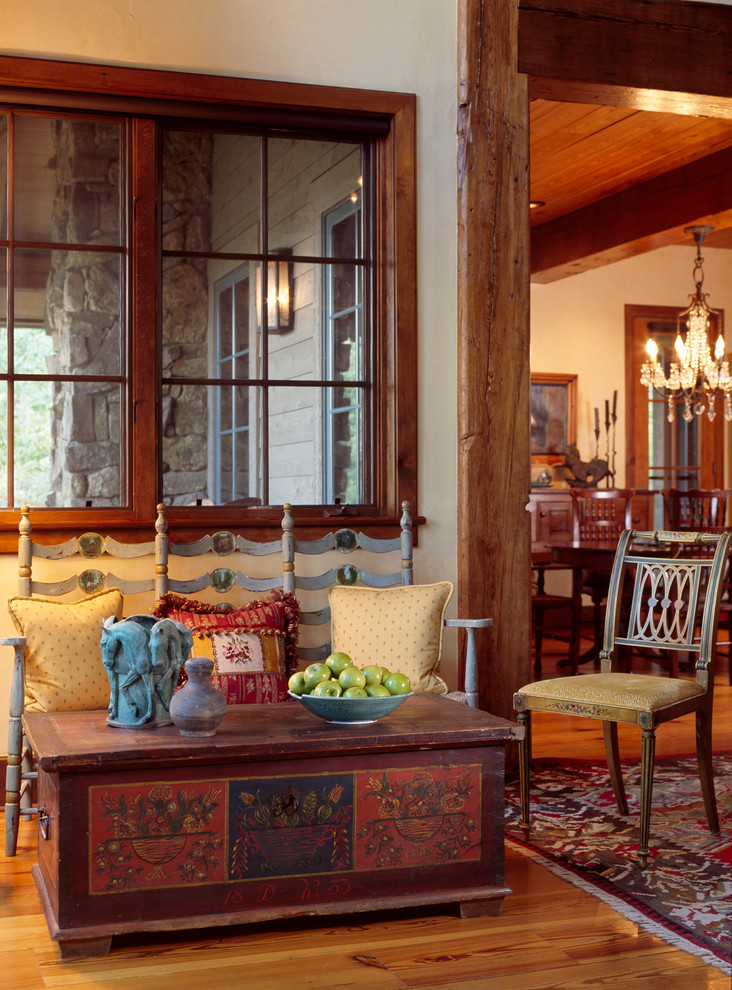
[457, 0, 532, 720]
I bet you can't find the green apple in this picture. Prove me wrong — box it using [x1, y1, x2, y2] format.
[380, 666, 391, 682]
[288, 671, 308, 695]
[343, 686, 368, 698]
[366, 684, 390, 698]
[312, 679, 342, 697]
[325, 651, 353, 676]
[384, 671, 411, 695]
[338, 665, 367, 690]
[362, 665, 384, 686]
[303, 662, 332, 691]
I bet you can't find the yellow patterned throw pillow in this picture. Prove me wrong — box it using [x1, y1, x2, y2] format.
[7, 589, 124, 714]
[328, 582, 454, 695]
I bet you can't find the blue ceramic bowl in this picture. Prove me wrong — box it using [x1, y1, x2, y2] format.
[287, 690, 412, 724]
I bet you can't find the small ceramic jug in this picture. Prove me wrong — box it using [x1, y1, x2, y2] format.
[169, 657, 227, 737]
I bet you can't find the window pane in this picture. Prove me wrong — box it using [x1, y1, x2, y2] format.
[162, 383, 261, 506]
[268, 383, 367, 506]
[217, 285, 232, 363]
[164, 259, 259, 380]
[15, 249, 121, 375]
[325, 385, 365, 504]
[162, 383, 210, 505]
[332, 262, 357, 313]
[267, 280, 317, 379]
[330, 407, 362, 504]
[14, 324, 53, 378]
[15, 381, 122, 507]
[234, 276, 250, 361]
[14, 116, 122, 246]
[268, 385, 324, 505]
[216, 399, 253, 505]
[332, 311, 358, 381]
[14, 379, 53, 506]
[162, 130, 261, 256]
[216, 384, 258, 505]
[268, 138, 362, 258]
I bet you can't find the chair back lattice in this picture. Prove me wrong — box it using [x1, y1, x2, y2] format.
[602, 529, 731, 671]
[571, 489, 633, 543]
[662, 488, 732, 531]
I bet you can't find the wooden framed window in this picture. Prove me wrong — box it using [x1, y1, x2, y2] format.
[0, 56, 416, 543]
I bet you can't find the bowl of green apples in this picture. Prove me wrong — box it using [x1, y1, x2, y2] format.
[287, 652, 412, 724]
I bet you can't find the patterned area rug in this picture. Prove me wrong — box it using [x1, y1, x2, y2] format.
[505, 753, 732, 973]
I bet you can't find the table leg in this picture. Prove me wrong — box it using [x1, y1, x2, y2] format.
[57, 936, 113, 959]
[459, 888, 512, 918]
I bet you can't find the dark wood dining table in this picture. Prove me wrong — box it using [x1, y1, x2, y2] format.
[550, 540, 621, 671]
[550, 536, 676, 671]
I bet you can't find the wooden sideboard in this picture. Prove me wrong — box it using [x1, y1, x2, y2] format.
[528, 489, 656, 551]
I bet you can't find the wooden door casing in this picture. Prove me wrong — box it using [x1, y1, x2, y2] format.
[624, 303, 724, 491]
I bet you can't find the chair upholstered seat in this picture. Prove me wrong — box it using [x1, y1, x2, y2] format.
[516, 672, 704, 713]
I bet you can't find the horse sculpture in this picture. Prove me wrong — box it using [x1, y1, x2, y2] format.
[150, 619, 193, 711]
[563, 443, 613, 488]
[101, 614, 192, 728]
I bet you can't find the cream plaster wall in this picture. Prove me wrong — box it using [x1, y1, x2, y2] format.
[531, 245, 732, 489]
[0, 0, 461, 752]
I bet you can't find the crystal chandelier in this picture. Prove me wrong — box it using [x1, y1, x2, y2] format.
[640, 225, 729, 423]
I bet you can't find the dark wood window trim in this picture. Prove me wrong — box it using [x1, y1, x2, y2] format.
[0, 55, 417, 547]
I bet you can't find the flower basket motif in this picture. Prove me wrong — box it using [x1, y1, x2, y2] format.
[91, 782, 224, 890]
[230, 776, 353, 880]
[357, 768, 479, 868]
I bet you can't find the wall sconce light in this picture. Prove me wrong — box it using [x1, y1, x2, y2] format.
[255, 250, 294, 333]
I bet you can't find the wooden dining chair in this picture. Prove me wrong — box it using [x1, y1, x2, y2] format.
[662, 487, 732, 530]
[662, 488, 732, 683]
[570, 489, 634, 664]
[530, 555, 579, 675]
[514, 528, 731, 867]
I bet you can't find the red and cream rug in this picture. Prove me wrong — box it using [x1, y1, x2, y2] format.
[505, 753, 732, 973]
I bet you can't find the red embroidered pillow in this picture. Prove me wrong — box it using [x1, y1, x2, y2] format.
[153, 590, 300, 704]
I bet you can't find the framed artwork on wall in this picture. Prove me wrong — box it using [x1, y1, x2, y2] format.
[530, 373, 577, 465]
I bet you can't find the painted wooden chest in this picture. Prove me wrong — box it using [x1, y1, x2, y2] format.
[23, 696, 522, 957]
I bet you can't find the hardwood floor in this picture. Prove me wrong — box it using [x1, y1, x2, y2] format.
[1, 640, 729, 989]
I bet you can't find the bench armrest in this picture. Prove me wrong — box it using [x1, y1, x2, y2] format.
[443, 618, 492, 707]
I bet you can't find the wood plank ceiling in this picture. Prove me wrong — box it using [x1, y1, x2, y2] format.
[530, 98, 732, 282]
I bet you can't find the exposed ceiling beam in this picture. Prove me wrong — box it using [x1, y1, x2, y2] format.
[531, 147, 732, 282]
[519, 0, 732, 117]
